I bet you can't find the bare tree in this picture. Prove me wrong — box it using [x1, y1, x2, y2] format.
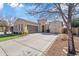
[56, 3, 78, 56]
[0, 17, 8, 34]
[5, 15, 15, 33]
[26, 3, 78, 56]
[0, 15, 14, 34]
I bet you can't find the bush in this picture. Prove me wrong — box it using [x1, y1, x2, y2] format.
[58, 34, 68, 41]
[21, 32, 28, 36]
[62, 28, 68, 34]
[72, 19, 79, 27]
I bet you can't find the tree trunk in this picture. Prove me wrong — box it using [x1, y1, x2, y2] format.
[67, 23, 76, 56]
[67, 3, 76, 56]
[78, 27, 79, 36]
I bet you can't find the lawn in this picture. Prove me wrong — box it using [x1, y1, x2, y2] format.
[0, 34, 21, 42]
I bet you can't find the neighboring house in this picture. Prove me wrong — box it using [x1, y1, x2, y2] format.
[13, 18, 38, 34]
[72, 27, 79, 35]
[0, 20, 13, 34]
[0, 20, 8, 32]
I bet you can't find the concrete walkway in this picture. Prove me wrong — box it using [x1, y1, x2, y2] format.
[0, 33, 58, 56]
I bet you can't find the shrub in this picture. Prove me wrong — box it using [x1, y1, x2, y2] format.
[72, 19, 79, 27]
[62, 28, 68, 34]
[58, 34, 68, 41]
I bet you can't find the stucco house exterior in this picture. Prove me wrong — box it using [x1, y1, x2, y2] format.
[38, 17, 63, 34]
[13, 18, 63, 34]
[13, 18, 38, 34]
[1, 17, 79, 35]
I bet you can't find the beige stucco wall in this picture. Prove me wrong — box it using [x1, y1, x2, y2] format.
[13, 19, 38, 33]
[14, 18, 63, 34]
[38, 18, 63, 33]
[49, 21, 63, 33]
[13, 19, 28, 33]
[72, 27, 79, 35]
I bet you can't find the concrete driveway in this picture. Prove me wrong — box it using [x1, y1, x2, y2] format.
[0, 33, 58, 56]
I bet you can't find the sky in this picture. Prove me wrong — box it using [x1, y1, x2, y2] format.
[0, 3, 63, 23]
[0, 3, 79, 23]
[0, 3, 39, 22]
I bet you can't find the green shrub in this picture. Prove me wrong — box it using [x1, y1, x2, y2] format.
[72, 19, 79, 27]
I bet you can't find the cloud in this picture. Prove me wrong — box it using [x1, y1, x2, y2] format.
[9, 3, 19, 7]
[9, 3, 24, 8]
[19, 4, 24, 7]
[0, 3, 4, 10]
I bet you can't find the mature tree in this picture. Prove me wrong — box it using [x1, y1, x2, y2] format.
[4, 15, 15, 33]
[25, 3, 79, 56]
[0, 15, 14, 34]
[56, 3, 77, 56]
[0, 17, 8, 34]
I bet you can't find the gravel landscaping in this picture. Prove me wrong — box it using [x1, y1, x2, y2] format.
[46, 34, 79, 56]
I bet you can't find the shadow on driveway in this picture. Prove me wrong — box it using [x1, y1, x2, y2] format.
[40, 33, 59, 35]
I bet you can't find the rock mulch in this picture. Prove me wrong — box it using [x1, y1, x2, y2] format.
[46, 34, 79, 56]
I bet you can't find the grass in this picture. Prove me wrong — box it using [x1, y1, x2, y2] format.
[0, 34, 21, 42]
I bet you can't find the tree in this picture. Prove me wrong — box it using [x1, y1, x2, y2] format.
[0, 17, 8, 34]
[26, 3, 79, 56]
[4, 15, 15, 33]
[56, 3, 79, 56]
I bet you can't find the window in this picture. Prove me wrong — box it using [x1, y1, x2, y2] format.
[18, 24, 20, 31]
[21, 24, 23, 31]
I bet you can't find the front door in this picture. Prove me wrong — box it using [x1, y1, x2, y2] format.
[42, 25, 44, 32]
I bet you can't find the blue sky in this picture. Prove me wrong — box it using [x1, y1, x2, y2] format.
[0, 3, 39, 22]
[1, 3, 79, 23]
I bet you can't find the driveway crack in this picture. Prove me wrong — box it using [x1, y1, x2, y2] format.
[0, 46, 8, 56]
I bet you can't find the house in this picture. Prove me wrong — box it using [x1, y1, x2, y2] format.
[13, 18, 63, 34]
[13, 17, 66, 34]
[1, 17, 79, 35]
[0, 20, 13, 34]
[38, 17, 63, 34]
[13, 18, 38, 34]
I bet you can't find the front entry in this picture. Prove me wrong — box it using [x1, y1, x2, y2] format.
[42, 25, 44, 32]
